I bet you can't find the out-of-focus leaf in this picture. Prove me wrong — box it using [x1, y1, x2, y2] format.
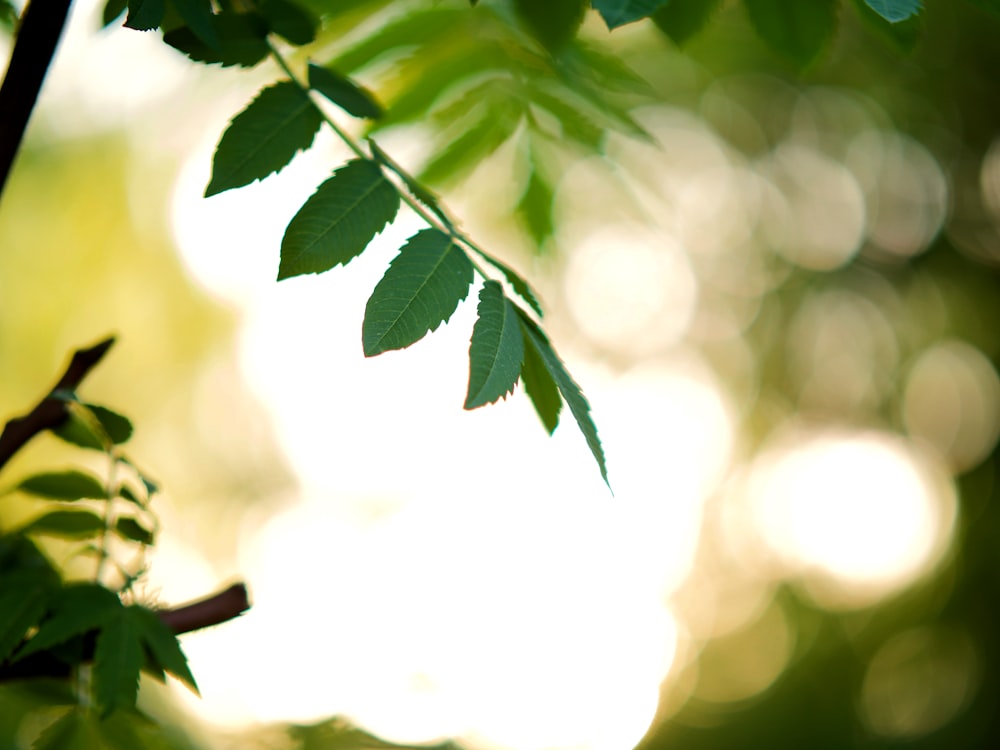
[163, 12, 269, 67]
[125, 0, 164, 30]
[170, 0, 218, 48]
[129, 605, 199, 694]
[513, 0, 588, 49]
[21, 510, 105, 540]
[965, 0, 1000, 15]
[18, 470, 106, 501]
[363, 229, 474, 355]
[31, 709, 90, 750]
[0, 571, 52, 663]
[850, 0, 921, 50]
[206, 81, 322, 196]
[593, 0, 672, 28]
[652, 0, 725, 46]
[93, 607, 144, 715]
[420, 103, 523, 187]
[15, 584, 121, 662]
[308, 63, 383, 119]
[466, 282, 524, 408]
[863, 0, 921, 22]
[101, 0, 127, 26]
[278, 159, 400, 279]
[0, 0, 18, 30]
[114, 517, 155, 546]
[331, 8, 465, 75]
[744, 0, 838, 68]
[260, 0, 319, 44]
[518, 309, 609, 485]
[517, 168, 555, 248]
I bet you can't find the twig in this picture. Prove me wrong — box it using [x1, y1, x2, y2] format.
[0, 336, 116, 471]
[158, 582, 251, 635]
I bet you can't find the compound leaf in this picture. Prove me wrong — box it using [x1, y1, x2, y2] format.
[744, 0, 837, 68]
[593, 0, 672, 28]
[93, 606, 145, 715]
[22, 510, 105, 540]
[652, 0, 724, 45]
[466, 282, 524, 409]
[279, 159, 400, 279]
[863, 0, 921, 22]
[206, 81, 322, 196]
[518, 309, 609, 486]
[130, 605, 199, 693]
[363, 229, 474, 356]
[15, 584, 121, 662]
[308, 63, 383, 120]
[19, 470, 106, 501]
[163, 12, 269, 67]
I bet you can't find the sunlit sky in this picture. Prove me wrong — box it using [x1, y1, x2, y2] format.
[23, 3, 1000, 748]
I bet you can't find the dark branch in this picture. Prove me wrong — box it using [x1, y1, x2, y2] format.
[0, 336, 116, 470]
[158, 582, 252, 635]
[0, 0, 74, 201]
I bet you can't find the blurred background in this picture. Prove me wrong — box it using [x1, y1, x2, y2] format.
[3, 0, 1000, 747]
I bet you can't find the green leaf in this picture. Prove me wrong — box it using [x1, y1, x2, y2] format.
[744, 0, 838, 68]
[513, 0, 588, 49]
[117, 484, 143, 506]
[22, 510, 106, 540]
[15, 584, 121, 662]
[965, 0, 1000, 16]
[163, 12, 269, 68]
[469, 248, 544, 317]
[652, 0, 724, 45]
[102, 0, 127, 27]
[19, 470, 106, 500]
[420, 108, 522, 187]
[32, 709, 91, 750]
[308, 63, 383, 120]
[125, 0, 164, 30]
[278, 159, 400, 280]
[519, 322, 561, 433]
[130, 605, 199, 694]
[52, 403, 132, 451]
[206, 81, 323, 197]
[850, 0, 921, 51]
[516, 169, 555, 249]
[260, 0, 319, 45]
[114, 517, 155, 546]
[362, 229, 474, 356]
[170, 0, 218, 48]
[593, 0, 672, 28]
[368, 139, 452, 228]
[517, 309, 609, 486]
[863, 0, 921, 22]
[465, 282, 525, 409]
[0, 571, 52, 663]
[93, 607, 145, 715]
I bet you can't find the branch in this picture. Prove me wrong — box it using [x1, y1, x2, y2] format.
[0, 0, 74, 201]
[158, 582, 251, 635]
[0, 336, 116, 471]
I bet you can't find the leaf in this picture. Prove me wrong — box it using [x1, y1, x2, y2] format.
[308, 63, 383, 120]
[129, 605, 199, 694]
[850, 0, 921, 51]
[260, 0, 319, 45]
[163, 12, 270, 68]
[519, 322, 561, 433]
[117, 484, 143, 506]
[744, 0, 838, 68]
[513, 0, 588, 49]
[32, 709, 91, 750]
[278, 159, 400, 279]
[19, 470, 106, 500]
[516, 169, 555, 248]
[518, 309, 609, 486]
[465, 282, 525, 409]
[965, 0, 1000, 16]
[362, 229, 474, 356]
[102, 0, 127, 26]
[863, 0, 921, 22]
[652, 0, 724, 46]
[170, 0, 218, 48]
[368, 139, 452, 228]
[55, 403, 134, 450]
[93, 607, 145, 715]
[0, 571, 51, 663]
[420, 106, 522, 187]
[593, 0, 672, 28]
[125, 0, 164, 30]
[206, 81, 323, 197]
[114, 517, 155, 546]
[22, 510, 105, 540]
[15, 584, 121, 662]
[469, 248, 544, 317]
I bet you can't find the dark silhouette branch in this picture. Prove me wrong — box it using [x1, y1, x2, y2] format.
[159, 582, 251, 635]
[0, 336, 116, 470]
[0, 0, 74, 202]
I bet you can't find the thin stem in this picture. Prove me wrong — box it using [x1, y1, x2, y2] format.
[94, 453, 118, 586]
